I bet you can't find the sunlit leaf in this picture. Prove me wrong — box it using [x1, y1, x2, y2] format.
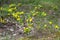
[9, 4, 16, 7]
[17, 3, 21, 6]
[41, 12, 47, 16]
[8, 8, 13, 12]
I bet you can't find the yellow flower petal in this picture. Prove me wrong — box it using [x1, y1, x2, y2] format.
[8, 9, 12, 12]
[44, 24, 47, 27]
[29, 18, 32, 22]
[44, 24, 47, 28]
[55, 25, 59, 29]
[17, 18, 20, 20]
[49, 21, 52, 24]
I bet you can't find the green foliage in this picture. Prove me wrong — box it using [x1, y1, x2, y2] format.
[24, 27, 31, 34]
[0, 0, 60, 38]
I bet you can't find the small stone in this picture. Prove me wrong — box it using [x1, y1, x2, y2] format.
[13, 34, 17, 36]
[9, 29, 14, 31]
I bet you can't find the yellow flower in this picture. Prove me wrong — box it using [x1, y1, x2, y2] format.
[44, 24, 47, 28]
[12, 13, 18, 18]
[23, 27, 27, 31]
[55, 25, 59, 29]
[23, 27, 31, 33]
[49, 21, 52, 24]
[33, 12, 38, 16]
[17, 17, 20, 21]
[8, 9, 12, 12]
[44, 24, 47, 27]
[29, 18, 33, 22]
[15, 15, 18, 17]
